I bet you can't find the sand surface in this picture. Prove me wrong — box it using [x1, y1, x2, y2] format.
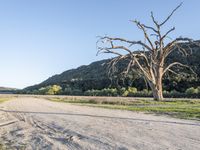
[0, 97, 200, 150]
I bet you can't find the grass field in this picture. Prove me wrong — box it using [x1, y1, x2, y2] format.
[47, 96, 200, 120]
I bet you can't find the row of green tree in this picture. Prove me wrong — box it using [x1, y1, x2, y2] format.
[21, 85, 200, 98]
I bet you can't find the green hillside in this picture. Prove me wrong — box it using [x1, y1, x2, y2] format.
[24, 41, 200, 95]
[24, 59, 111, 91]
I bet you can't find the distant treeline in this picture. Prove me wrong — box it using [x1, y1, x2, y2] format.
[17, 84, 200, 98]
[0, 87, 17, 94]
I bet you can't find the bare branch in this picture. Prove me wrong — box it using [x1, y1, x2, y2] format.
[142, 24, 158, 33]
[132, 20, 155, 50]
[151, 11, 159, 28]
[130, 20, 158, 33]
[163, 37, 194, 57]
[134, 58, 152, 80]
[100, 36, 153, 51]
[161, 27, 175, 41]
[107, 45, 133, 55]
[175, 44, 189, 56]
[163, 62, 189, 75]
[124, 59, 135, 75]
[160, 2, 183, 26]
[97, 47, 122, 56]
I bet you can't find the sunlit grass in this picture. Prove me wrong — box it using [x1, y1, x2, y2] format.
[0, 97, 10, 103]
[48, 97, 200, 120]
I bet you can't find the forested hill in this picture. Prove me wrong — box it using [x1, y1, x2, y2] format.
[24, 41, 200, 94]
[24, 59, 111, 91]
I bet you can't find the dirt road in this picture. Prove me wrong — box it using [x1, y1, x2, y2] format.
[0, 97, 200, 150]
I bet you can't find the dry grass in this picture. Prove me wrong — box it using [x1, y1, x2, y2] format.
[47, 96, 200, 120]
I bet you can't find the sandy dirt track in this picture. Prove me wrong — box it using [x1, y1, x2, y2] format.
[0, 97, 200, 150]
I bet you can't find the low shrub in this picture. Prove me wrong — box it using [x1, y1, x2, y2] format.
[84, 88, 118, 96]
[186, 87, 199, 94]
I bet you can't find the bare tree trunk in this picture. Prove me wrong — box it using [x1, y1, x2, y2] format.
[149, 81, 163, 101]
[149, 83, 163, 101]
[154, 71, 163, 101]
[152, 87, 163, 101]
[148, 67, 164, 101]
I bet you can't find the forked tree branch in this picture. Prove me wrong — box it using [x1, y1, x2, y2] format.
[163, 62, 189, 75]
[98, 36, 153, 51]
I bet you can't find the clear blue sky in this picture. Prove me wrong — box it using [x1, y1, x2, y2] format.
[0, 0, 199, 89]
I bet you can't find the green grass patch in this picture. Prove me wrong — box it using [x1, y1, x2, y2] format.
[0, 97, 10, 103]
[86, 104, 200, 120]
[47, 97, 200, 120]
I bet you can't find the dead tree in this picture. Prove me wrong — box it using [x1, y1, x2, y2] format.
[97, 3, 198, 101]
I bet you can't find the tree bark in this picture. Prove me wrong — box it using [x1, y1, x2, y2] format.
[153, 74, 163, 101]
[152, 88, 163, 101]
[149, 81, 163, 101]
[148, 67, 164, 101]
